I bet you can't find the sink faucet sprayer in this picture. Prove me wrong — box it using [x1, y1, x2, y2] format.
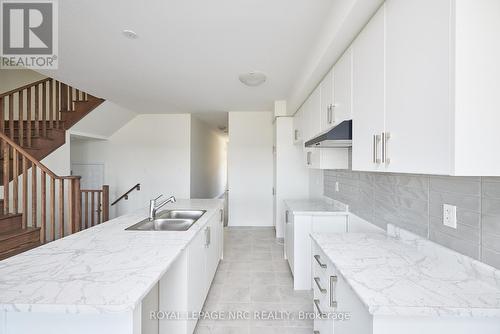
[149, 195, 176, 220]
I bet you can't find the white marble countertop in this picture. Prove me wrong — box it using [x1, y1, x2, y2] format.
[284, 198, 348, 216]
[0, 199, 223, 315]
[311, 225, 500, 318]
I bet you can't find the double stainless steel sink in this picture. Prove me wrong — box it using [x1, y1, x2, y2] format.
[126, 210, 206, 231]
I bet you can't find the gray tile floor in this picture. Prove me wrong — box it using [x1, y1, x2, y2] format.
[195, 227, 313, 334]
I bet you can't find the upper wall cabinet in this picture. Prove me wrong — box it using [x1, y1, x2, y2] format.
[304, 86, 321, 141]
[333, 48, 352, 126]
[352, 5, 386, 172]
[320, 69, 334, 132]
[352, 0, 500, 176]
[293, 105, 304, 144]
[384, 0, 452, 175]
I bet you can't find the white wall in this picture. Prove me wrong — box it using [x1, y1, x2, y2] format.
[0, 69, 46, 93]
[228, 111, 274, 227]
[70, 101, 137, 139]
[71, 114, 191, 218]
[190, 116, 227, 199]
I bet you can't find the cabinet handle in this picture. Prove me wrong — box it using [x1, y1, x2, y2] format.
[314, 255, 327, 268]
[307, 151, 312, 165]
[285, 210, 289, 224]
[382, 132, 391, 164]
[220, 209, 223, 223]
[330, 275, 338, 308]
[205, 227, 210, 248]
[373, 134, 381, 164]
[372, 135, 376, 163]
[314, 299, 326, 317]
[294, 129, 299, 141]
[330, 104, 335, 124]
[314, 277, 327, 293]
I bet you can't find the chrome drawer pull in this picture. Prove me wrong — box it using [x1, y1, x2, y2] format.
[314, 255, 327, 268]
[314, 299, 326, 317]
[314, 277, 326, 293]
[330, 275, 338, 308]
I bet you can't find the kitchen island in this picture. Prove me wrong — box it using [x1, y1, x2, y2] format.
[0, 199, 224, 334]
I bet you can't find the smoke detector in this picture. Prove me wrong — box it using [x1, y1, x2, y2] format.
[239, 71, 267, 87]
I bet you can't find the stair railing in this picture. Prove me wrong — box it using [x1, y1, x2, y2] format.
[80, 185, 109, 229]
[0, 132, 81, 243]
[111, 183, 140, 206]
[0, 77, 90, 146]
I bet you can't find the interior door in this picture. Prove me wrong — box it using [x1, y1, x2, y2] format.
[228, 112, 274, 227]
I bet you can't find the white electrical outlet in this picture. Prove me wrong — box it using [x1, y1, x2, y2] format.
[443, 204, 457, 229]
[335, 181, 340, 192]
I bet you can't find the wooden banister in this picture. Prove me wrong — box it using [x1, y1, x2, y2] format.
[0, 77, 104, 255]
[111, 183, 140, 206]
[0, 78, 50, 99]
[0, 131, 81, 244]
[80, 184, 110, 229]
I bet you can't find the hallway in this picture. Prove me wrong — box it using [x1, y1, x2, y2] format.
[195, 227, 313, 334]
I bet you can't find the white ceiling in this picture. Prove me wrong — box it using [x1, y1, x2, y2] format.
[42, 0, 337, 114]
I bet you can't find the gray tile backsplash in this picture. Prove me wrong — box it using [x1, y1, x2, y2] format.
[324, 170, 500, 269]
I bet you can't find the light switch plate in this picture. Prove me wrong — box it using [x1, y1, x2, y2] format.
[443, 204, 457, 229]
[335, 181, 340, 192]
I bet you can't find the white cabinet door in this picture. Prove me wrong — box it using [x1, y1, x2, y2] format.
[320, 69, 334, 132]
[307, 86, 322, 140]
[352, 5, 386, 172]
[293, 106, 304, 144]
[300, 94, 311, 141]
[333, 273, 373, 334]
[285, 209, 294, 273]
[187, 231, 206, 333]
[333, 48, 353, 125]
[205, 214, 220, 286]
[385, 0, 452, 174]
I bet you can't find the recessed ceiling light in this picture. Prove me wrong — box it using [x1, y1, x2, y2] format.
[239, 71, 267, 87]
[122, 30, 138, 39]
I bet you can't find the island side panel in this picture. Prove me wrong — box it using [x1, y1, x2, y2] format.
[2, 310, 136, 334]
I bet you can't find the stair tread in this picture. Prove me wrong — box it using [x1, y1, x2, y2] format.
[0, 240, 41, 260]
[0, 227, 40, 241]
[0, 213, 22, 221]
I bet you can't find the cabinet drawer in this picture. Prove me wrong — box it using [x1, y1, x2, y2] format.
[313, 297, 334, 334]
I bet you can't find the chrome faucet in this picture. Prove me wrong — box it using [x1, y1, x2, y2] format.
[149, 195, 176, 220]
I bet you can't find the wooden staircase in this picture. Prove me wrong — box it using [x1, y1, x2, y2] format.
[0, 78, 105, 260]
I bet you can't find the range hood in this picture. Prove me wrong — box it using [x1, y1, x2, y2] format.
[305, 120, 352, 148]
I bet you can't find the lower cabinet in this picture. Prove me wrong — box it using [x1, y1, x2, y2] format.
[152, 205, 224, 334]
[311, 239, 500, 334]
[284, 205, 348, 290]
[311, 240, 372, 334]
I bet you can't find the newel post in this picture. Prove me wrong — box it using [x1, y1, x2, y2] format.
[102, 185, 110, 222]
[69, 177, 81, 233]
